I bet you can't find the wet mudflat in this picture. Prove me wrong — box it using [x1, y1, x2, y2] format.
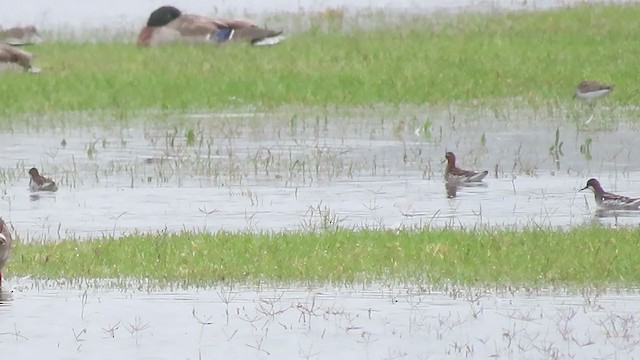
[1, 280, 639, 359]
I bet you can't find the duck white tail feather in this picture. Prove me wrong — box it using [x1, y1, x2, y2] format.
[252, 34, 286, 46]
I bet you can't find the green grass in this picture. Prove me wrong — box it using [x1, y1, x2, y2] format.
[8, 227, 640, 285]
[2, 4, 640, 116]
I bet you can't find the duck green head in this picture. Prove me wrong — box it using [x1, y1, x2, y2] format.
[147, 6, 182, 27]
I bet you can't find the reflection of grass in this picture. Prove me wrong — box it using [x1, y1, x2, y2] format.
[2, 4, 637, 117]
[9, 226, 640, 284]
[580, 137, 593, 160]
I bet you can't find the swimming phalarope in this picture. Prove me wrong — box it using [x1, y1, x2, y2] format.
[444, 152, 488, 183]
[28, 167, 58, 192]
[580, 178, 640, 211]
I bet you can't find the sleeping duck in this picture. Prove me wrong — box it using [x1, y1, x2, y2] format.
[0, 26, 42, 46]
[137, 6, 285, 47]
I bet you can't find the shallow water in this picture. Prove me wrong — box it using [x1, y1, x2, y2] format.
[1, 281, 640, 359]
[1, 106, 639, 240]
[2, 0, 618, 34]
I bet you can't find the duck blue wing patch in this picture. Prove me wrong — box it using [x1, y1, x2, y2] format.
[211, 27, 234, 43]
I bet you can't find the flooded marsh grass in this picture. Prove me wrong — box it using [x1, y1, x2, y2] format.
[4, 281, 640, 358]
[4, 3, 640, 359]
[2, 106, 640, 240]
[8, 226, 640, 284]
[2, 4, 640, 116]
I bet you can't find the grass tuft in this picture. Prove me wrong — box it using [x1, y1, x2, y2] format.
[9, 227, 640, 285]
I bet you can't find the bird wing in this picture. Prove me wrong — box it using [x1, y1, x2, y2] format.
[602, 192, 640, 206]
[580, 80, 612, 91]
[166, 14, 221, 37]
[448, 167, 479, 177]
[212, 18, 257, 29]
[227, 26, 283, 42]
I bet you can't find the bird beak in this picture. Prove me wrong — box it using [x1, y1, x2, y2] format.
[579, 186, 587, 192]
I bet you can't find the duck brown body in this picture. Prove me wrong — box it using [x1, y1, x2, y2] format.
[0, 218, 12, 288]
[137, 6, 284, 47]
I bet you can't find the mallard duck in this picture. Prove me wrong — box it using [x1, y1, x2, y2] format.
[580, 178, 640, 211]
[444, 152, 488, 183]
[137, 6, 285, 47]
[0, 43, 39, 73]
[28, 167, 58, 192]
[0, 217, 12, 288]
[0, 26, 42, 46]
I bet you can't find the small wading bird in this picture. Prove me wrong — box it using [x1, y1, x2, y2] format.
[580, 178, 640, 211]
[0, 25, 42, 46]
[28, 167, 58, 192]
[0, 217, 12, 288]
[0, 43, 39, 73]
[444, 152, 488, 183]
[573, 80, 614, 101]
[137, 6, 285, 47]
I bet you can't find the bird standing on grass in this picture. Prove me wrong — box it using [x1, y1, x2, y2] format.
[0, 217, 12, 288]
[0, 26, 42, 73]
[573, 80, 614, 101]
[0, 43, 39, 73]
[0, 26, 42, 46]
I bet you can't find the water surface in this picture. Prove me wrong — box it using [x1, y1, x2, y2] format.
[1, 281, 639, 359]
[1, 105, 639, 240]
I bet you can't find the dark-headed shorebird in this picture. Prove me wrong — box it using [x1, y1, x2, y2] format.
[28, 167, 58, 192]
[137, 6, 284, 47]
[580, 178, 640, 211]
[0, 217, 12, 288]
[444, 152, 488, 183]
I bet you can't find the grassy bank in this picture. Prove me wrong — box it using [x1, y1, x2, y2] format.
[8, 227, 640, 285]
[2, 4, 639, 116]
